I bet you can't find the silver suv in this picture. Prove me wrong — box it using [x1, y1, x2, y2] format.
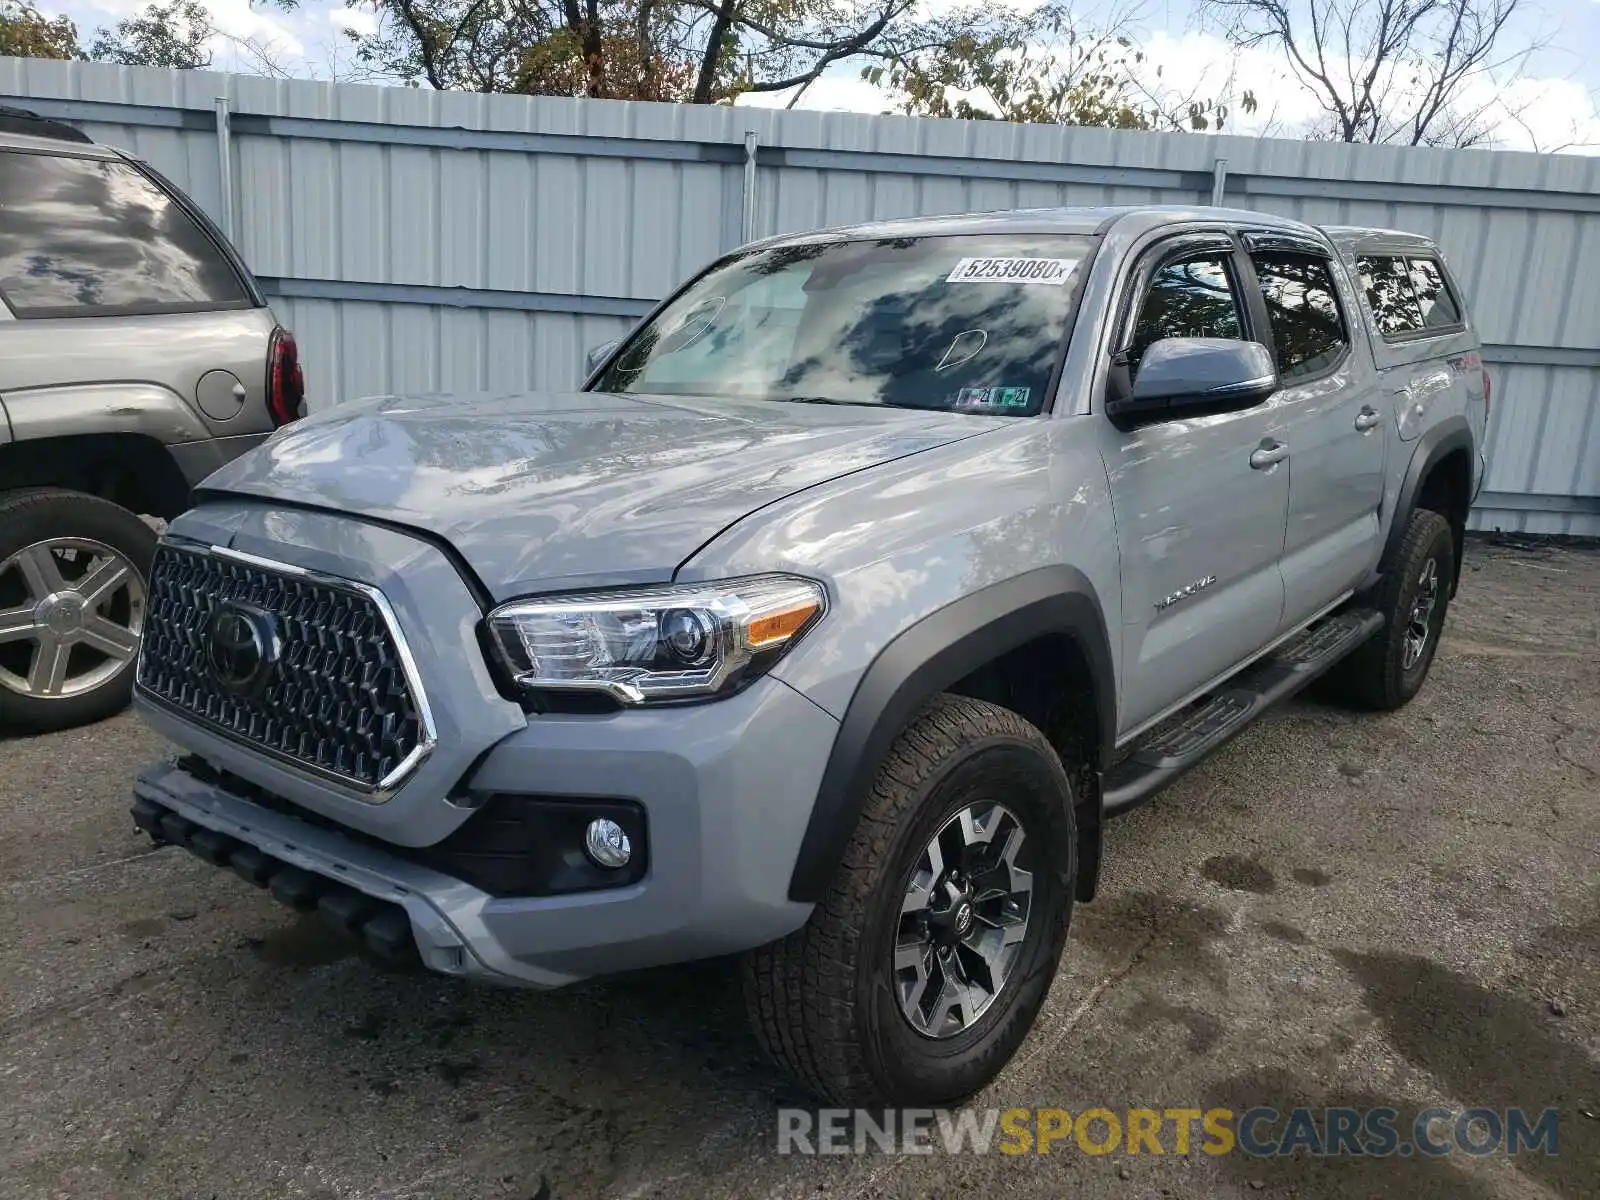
[129, 206, 1487, 1105]
[0, 106, 303, 733]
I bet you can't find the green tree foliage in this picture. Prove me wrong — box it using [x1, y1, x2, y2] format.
[0, 0, 83, 59]
[281, 0, 928, 102]
[90, 0, 214, 69]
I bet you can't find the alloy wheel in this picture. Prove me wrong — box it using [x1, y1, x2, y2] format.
[0, 538, 146, 700]
[893, 801, 1033, 1039]
[1402, 556, 1441, 671]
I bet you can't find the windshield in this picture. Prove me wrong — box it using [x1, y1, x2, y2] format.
[592, 233, 1097, 416]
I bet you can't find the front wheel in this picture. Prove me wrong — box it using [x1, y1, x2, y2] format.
[1326, 508, 1456, 711]
[0, 488, 156, 734]
[743, 694, 1077, 1105]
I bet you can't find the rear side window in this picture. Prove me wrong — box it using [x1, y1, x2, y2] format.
[1356, 256, 1425, 336]
[1407, 257, 1462, 329]
[1249, 252, 1348, 382]
[0, 151, 250, 319]
[1356, 253, 1463, 338]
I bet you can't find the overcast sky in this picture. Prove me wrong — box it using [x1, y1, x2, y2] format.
[38, 0, 1600, 153]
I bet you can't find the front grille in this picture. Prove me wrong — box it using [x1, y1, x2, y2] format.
[136, 544, 429, 792]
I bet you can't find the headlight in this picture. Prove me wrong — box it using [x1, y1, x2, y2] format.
[486, 575, 826, 705]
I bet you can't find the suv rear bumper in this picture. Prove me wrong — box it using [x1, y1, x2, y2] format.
[131, 673, 836, 989]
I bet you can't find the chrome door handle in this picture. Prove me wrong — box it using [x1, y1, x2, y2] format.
[1354, 407, 1382, 431]
[1249, 439, 1289, 470]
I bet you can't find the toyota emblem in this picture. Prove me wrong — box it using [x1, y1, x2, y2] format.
[206, 601, 280, 697]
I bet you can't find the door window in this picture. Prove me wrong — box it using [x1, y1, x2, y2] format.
[1126, 254, 1244, 377]
[0, 150, 250, 319]
[1249, 253, 1348, 382]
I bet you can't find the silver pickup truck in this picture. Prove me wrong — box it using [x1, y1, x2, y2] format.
[129, 205, 1488, 1105]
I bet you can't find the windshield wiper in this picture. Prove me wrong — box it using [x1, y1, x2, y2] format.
[775, 395, 854, 406]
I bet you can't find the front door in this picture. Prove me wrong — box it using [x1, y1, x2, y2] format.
[1101, 235, 1290, 736]
[1241, 244, 1387, 630]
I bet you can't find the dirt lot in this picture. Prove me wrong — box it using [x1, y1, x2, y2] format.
[2, 538, 1596, 1200]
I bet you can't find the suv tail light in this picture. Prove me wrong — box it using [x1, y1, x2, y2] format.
[266, 326, 305, 427]
[1482, 366, 1492, 424]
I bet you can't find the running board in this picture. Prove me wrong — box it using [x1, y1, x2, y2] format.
[1101, 608, 1384, 817]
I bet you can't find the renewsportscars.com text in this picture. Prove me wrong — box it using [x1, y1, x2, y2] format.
[777, 1106, 1561, 1158]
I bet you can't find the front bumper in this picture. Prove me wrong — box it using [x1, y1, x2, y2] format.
[132, 674, 837, 989]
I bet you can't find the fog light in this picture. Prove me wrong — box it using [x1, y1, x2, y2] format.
[584, 818, 632, 869]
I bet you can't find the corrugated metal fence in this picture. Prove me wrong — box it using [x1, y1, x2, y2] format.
[3, 57, 1597, 534]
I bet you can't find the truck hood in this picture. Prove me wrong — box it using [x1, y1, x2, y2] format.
[200, 390, 992, 598]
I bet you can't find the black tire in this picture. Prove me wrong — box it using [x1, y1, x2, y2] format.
[0, 488, 157, 734]
[1326, 508, 1455, 711]
[742, 694, 1077, 1105]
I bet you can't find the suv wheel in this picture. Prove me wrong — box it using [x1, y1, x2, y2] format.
[1327, 508, 1456, 711]
[0, 489, 157, 734]
[743, 694, 1077, 1104]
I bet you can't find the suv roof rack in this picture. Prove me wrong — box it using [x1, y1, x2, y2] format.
[0, 104, 94, 145]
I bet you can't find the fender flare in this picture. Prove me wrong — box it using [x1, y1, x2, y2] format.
[1381, 417, 1475, 586]
[786, 566, 1116, 903]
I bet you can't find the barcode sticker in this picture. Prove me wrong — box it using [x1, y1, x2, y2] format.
[945, 257, 1079, 286]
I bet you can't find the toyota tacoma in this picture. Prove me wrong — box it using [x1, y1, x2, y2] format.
[130, 206, 1488, 1104]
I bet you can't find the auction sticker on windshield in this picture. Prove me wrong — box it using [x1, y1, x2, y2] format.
[946, 257, 1080, 285]
[956, 386, 1032, 410]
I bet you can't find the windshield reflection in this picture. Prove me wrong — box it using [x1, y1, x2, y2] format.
[593, 234, 1097, 417]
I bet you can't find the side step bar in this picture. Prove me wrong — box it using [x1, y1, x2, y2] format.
[1101, 608, 1384, 817]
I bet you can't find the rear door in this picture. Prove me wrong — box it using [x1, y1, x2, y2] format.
[1239, 235, 1387, 631]
[1100, 232, 1290, 735]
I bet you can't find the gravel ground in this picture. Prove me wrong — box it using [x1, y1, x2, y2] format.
[1, 537, 1596, 1200]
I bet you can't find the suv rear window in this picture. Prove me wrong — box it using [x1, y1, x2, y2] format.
[1355, 254, 1463, 338]
[0, 151, 250, 319]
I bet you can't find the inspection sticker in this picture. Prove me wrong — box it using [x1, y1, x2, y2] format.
[956, 386, 1032, 410]
[945, 257, 1079, 285]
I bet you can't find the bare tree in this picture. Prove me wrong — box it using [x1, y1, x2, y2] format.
[1202, 0, 1534, 146]
[214, 26, 386, 83]
[874, 2, 1256, 130]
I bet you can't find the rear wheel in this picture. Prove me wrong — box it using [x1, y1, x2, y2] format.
[1326, 508, 1455, 711]
[0, 488, 156, 733]
[742, 694, 1077, 1104]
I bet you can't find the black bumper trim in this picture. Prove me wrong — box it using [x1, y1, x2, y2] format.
[131, 794, 421, 968]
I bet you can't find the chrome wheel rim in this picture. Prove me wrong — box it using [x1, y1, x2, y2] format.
[0, 538, 145, 700]
[1402, 556, 1440, 672]
[894, 802, 1033, 1040]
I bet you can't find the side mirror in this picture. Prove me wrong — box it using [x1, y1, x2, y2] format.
[585, 339, 620, 379]
[1107, 338, 1277, 429]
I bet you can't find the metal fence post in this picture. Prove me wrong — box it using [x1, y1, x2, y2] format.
[741, 130, 759, 245]
[214, 95, 235, 240]
[1210, 158, 1229, 207]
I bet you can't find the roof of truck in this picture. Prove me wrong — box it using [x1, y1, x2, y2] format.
[749, 206, 1448, 255]
[750, 204, 1326, 246]
[1319, 225, 1441, 254]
